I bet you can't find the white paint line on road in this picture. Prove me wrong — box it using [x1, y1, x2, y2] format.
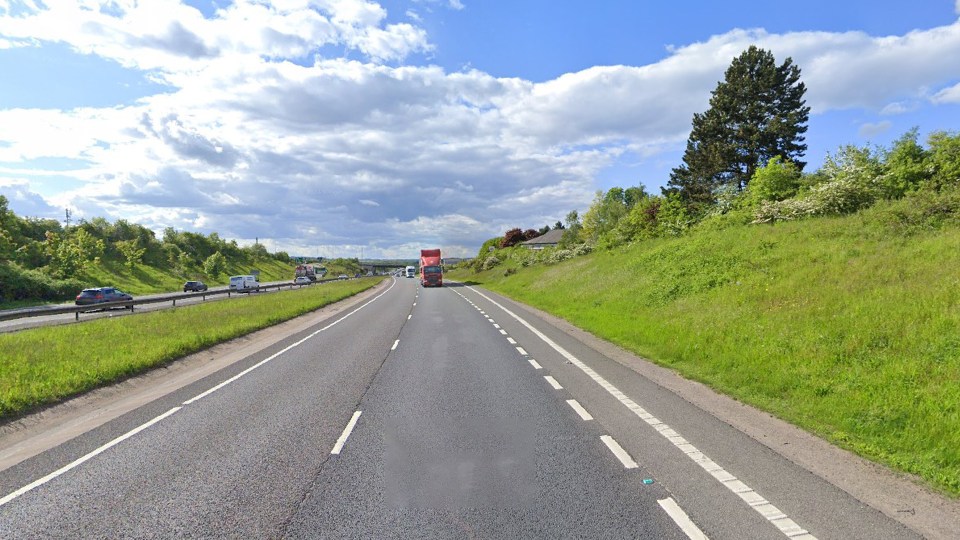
[493, 323, 500, 328]
[465, 285, 815, 540]
[528, 359, 543, 370]
[413, 302, 416, 306]
[544, 375, 563, 390]
[1, 278, 403, 507]
[0, 407, 182, 508]
[566, 399, 593, 421]
[184, 279, 399, 406]
[331, 410, 362, 455]
[407, 314, 411, 320]
[601, 435, 638, 469]
[516, 346, 528, 356]
[659, 497, 709, 540]
[499, 329, 507, 335]
[507, 337, 517, 345]
[391, 339, 399, 351]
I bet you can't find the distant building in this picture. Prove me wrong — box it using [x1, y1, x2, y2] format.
[520, 229, 564, 250]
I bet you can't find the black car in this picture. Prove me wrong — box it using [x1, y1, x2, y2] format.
[75, 287, 133, 307]
[183, 281, 208, 292]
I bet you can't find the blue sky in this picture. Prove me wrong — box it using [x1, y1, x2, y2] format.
[1, 0, 959, 258]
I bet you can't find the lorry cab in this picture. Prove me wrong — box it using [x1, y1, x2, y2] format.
[419, 249, 442, 287]
[405, 266, 416, 278]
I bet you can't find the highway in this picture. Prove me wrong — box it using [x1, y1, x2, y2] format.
[0, 280, 311, 334]
[0, 276, 947, 538]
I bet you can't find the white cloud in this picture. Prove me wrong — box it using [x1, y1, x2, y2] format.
[0, 180, 62, 219]
[858, 121, 893, 138]
[879, 101, 918, 115]
[2, 5, 960, 256]
[932, 82, 960, 104]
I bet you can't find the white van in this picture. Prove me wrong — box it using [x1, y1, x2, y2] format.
[229, 275, 260, 292]
[404, 266, 415, 278]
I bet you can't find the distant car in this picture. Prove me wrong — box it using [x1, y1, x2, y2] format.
[338, 274, 349, 280]
[183, 280, 208, 292]
[75, 287, 133, 308]
[294, 276, 311, 285]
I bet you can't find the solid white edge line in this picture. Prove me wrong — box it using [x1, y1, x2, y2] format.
[0, 406, 182, 508]
[463, 284, 815, 540]
[659, 497, 710, 540]
[331, 410, 363, 455]
[184, 278, 397, 405]
[566, 399, 594, 421]
[600, 435, 638, 469]
[391, 339, 399, 350]
[528, 359, 543, 370]
[544, 375, 563, 390]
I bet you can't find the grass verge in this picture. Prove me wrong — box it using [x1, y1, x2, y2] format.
[0, 278, 382, 420]
[451, 215, 960, 497]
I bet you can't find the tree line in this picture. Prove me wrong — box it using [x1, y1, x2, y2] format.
[0, 203, 291, 302]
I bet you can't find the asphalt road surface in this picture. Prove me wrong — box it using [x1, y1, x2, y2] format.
[0, 276, 949, 538]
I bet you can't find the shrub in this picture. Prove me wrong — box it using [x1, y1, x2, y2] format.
[572, 243, 593, 256]
[744, 157, 802, 205]
[0, 263, 87, 302]
[545, 249, 574, 265]
[481, 256, 501, 271]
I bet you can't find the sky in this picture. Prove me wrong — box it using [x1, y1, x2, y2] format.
[0, 1, 959, 259]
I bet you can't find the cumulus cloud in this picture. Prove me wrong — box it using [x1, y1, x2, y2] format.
[858, 121, 893, 138]
[880, 101, 918, 115]
[932, 82, 960, 104]
[1, 3, 960, 256]
[0, 180, 62, 219]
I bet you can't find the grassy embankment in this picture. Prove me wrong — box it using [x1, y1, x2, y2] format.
[0, 278, 382, 420]
[0, 255, 362, 309]
[75, 257, 295, 296]
[451, 211, 960, 497]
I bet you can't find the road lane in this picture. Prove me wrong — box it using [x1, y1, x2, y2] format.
[283, 282, 686, 539]
[454, 283, 927, 540]
[0, 280, 316, 334]
[0, 275, 943, 538]
[0, 278, 413, 538]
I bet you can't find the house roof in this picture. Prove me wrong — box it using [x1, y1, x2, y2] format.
[520, 229, 564, 245]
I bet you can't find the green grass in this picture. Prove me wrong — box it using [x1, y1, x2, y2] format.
[0, 278, 382, 420]
[452, 214, 960, 497]
[77, 258, 297, 296]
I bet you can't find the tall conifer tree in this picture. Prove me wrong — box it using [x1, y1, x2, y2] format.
[667, 46, 810, 211]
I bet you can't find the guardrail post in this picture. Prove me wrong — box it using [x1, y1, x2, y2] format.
[75, 312, 80, 321]
[173, 298, 176, 307]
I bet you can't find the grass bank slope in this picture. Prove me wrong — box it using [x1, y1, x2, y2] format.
[456, 215, 960, 496]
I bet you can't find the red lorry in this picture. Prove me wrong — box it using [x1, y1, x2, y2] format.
[419, 249, 443, 287]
